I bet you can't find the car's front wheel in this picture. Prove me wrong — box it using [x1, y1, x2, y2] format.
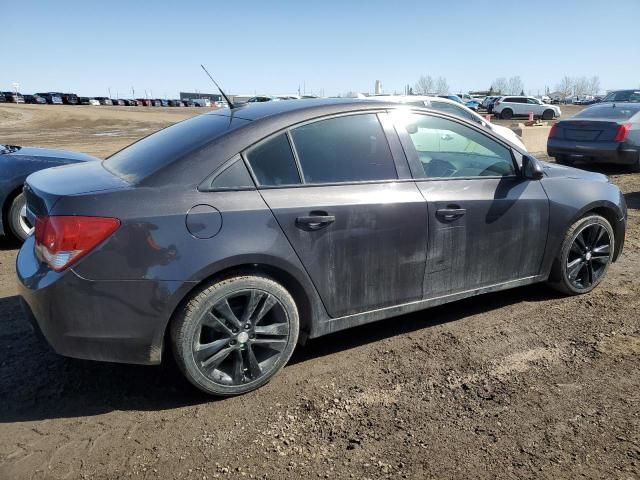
[171, 274, 299, 396]
[548, 215, 615, 295]
[542, 109, 555, 120]
[7, 192, 33, 242]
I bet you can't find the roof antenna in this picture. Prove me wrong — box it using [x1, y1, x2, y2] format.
[200, 64, 235, 109]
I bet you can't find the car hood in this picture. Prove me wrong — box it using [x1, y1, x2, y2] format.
[540, 161, 608, 182]
[1, 145, 98, 162]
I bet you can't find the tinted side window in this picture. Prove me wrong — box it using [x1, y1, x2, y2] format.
[392, 113, 515, 178]
[290, 114, 397, 183]
[246, 133, 301, 186]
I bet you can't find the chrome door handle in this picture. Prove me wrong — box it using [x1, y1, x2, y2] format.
[436, 208, 466, 221]
[296, 214, 335, 231]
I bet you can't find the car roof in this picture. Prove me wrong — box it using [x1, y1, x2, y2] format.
[207, 98, 397, 122]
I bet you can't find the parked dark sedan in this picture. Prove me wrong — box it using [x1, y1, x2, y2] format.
[548, 103, 640, 171]
[17, 99, 626, 396]
[24, 94, 47, 104]
[1, 145, 97, 241]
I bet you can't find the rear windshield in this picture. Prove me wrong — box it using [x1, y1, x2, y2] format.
[104, 114, 250, 183]
[575, 104, 640, 120]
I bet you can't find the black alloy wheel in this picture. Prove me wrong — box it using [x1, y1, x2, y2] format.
[565, 223, 611, 290]
[172, 275, 299, 396]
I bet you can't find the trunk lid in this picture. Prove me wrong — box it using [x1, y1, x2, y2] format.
[24, 161, 129, 218]
[556, 120, 622, 142]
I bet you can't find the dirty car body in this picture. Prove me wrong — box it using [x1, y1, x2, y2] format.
[17, 99, 626, 394]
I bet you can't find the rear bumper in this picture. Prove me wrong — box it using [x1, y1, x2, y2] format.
[548, 139, 638, 165]
[16, 236, 192, 365]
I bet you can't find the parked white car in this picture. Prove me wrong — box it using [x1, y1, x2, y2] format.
[368, 95, 527, 151]
[89, 98, 101, 106]
[493, 96, 561, 120]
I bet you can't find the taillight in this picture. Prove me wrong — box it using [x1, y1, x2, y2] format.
[614, 123, 632, 142]
[549, 124, 559, 138]
[34, 216, 120, 271]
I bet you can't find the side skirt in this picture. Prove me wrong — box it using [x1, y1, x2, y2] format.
[310, 275, 546, 338]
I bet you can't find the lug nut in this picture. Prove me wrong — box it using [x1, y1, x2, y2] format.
[245, 324, 251, 329]
[229, 340, 236, 346]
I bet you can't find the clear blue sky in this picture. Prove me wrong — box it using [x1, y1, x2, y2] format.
[3, 0, 639, 98]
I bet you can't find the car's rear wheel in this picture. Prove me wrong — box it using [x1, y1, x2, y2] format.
[548, 215, 614, 295]
[7, 192, 33, 242]
[542, 109, 555, 120]
[171, 275, 299, 396]
[500, 108, 513, 120]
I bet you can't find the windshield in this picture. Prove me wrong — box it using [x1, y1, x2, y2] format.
[575, 104, 640, 120]
[603, 91, 640, 102]
[104, 114, 250, 183]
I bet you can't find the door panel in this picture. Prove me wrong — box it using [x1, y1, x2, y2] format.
[261, 182, 428, 317]
[416, 177, 549, 297]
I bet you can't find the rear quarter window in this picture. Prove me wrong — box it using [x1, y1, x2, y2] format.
[104, 114, 250, 183]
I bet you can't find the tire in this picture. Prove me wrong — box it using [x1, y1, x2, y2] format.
[171, 274, 299, 396]
[630, 153, 640, 173]
[7, 192, 32, 242]
[548, 215, 615, 295]
[500, 108, 513, 120]
[542, 109, 554, 120]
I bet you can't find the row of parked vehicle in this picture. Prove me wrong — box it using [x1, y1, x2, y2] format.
[0, 91, 221, 108]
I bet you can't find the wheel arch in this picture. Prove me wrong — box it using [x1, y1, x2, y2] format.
[570, 201, 625, 262]
[158, 260, 321, 364]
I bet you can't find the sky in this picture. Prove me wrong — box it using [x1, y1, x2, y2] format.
[3, 0, 639, 98]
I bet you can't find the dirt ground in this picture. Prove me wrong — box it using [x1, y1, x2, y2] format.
[0, 104, 638, 480]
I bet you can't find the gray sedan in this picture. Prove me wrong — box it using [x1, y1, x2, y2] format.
[17, 99, 627, 396]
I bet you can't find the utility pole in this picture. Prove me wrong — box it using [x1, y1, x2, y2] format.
[108, 87, 112, 98]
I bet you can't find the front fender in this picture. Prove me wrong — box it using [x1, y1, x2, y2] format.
[540, 177, 626, 276]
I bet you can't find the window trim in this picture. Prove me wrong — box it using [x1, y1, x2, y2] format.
[389, 109, 521, 182]
[242, 110, 403, 189]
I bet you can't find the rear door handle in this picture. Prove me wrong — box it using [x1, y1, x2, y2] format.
[296, 213, 335, 231]
[436, 208, 466, 221]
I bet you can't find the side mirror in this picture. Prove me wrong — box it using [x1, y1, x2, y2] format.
[522, 155, 544, 180]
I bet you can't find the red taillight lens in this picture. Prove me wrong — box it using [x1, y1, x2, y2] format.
[549, 124, 558, 138]
[34, 216, 120, 271]
[614, 123, 632, 142]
